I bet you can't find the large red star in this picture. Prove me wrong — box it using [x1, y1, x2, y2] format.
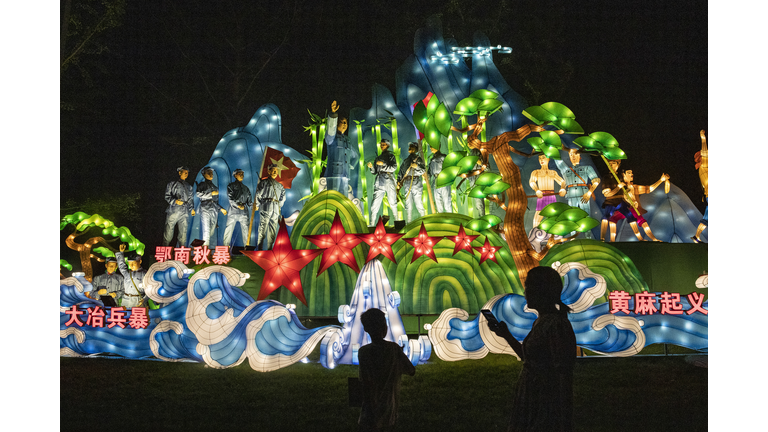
[241, 219, 323, 305]
[402, 222, 443, 263]
[357, 217, 404, 264]
[303, 211, 363, 275]
[447, 224, 479, 256]
[473, 237, 502, 265]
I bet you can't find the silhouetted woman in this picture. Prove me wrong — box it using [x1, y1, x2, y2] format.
[488, 266, 577, 432]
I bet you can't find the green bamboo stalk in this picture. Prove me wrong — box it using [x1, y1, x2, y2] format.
[356, 123, 369, 224]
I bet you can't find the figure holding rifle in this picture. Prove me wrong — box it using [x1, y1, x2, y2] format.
[223, 169, 252, 247]
[397, 142, 426, 224]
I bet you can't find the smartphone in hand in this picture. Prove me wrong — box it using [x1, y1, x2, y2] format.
[480, 309, 499, 326]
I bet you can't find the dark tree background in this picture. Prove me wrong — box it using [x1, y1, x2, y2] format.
[60, 0, 707, 248]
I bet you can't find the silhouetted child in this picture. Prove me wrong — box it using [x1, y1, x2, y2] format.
[357, 308, 416, 432]
[488, 266, 577, 431]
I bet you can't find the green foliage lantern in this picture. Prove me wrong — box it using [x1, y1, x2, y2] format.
[536, 203, 599, 236]
[61, 211, 145, 280]
[573, 131, 627, 160]
[522, 102, 584, 134]
[527, 130, 564, 160]
[412, 94, 454, 150]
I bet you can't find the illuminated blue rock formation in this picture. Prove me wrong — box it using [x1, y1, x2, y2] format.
[189, 104, 312, 246]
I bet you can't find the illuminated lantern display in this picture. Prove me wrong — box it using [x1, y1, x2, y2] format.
[282, 190, 369, 316]
[241, 219, 324, 305]
[62, 17, 707, 370]
[332, 260, 431, 367]
[382, 214, 522, 314]
[473, 237, 502, 265]
[447, 223, 479, 256]
[402, 222, 443, 263]
[62, 260, 346, 372]
[358, 217, 405, 264]
[189, 104, 312, 245]
[429, 261, 707, 361]
[303, 210, 363, 274]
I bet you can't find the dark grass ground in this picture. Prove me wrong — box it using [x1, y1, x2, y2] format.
[60, 349, 707, 432]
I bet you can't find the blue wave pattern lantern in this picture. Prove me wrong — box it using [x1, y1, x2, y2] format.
[428, 262, 707, 360]
[60, 261, 344, 371]
[328, 260, 431, 368]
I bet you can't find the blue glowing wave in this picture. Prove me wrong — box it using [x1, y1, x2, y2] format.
[61, 262, 343, 371]
[431, 262, 708, 359]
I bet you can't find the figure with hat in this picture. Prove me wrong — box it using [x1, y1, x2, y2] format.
[324, 101, 359, 196]
[115, 244, 147, 308]
[89, 256, 124, 303]
[554, 148, 601, 238]
[223, 168, 253, 247]
[397, 142, 426, 224]
[163, 166, 195, 246]
[196, 166, 227, 247]
[367, 139, 399, 227]
[253, 164, 286, 250]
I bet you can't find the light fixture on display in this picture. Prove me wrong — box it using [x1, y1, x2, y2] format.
[430, 45, 512, 64]
[241, 219, 324, 305]
[447, 224, 479, 256]
[357, 217, 404, 264]
[402, 223, 443, 263]
[303, 211, 363, 274]
[474, 238, 502, 265]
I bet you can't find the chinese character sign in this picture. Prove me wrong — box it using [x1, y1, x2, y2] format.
[155, 246, 230, 265]
[609, 291, 708, 316]
[64, 305, 149, 330]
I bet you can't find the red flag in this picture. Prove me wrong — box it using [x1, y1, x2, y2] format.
[259, 146, 301, 189]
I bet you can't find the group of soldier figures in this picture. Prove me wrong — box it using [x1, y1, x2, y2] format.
[163, 164, 286, 251]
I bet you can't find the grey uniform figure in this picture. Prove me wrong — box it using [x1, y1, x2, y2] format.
[223, 169, 253, 247]
[91, 256, 124, 304]
[254, 164, 286, 250]
[196, 166, 227, 246]
[428, 147, 452, 213]
[115, 248, 147, 309]
[554, 148, 600, 239]
[553, 149, 600, 213]
[397, 142, 426, 224]
[367, 139, 399, 227]
[163, 166, 195, 246]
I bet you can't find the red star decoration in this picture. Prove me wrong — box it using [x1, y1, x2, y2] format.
[402, 222, 443, 263]
[447, 224, 479, 256]
[241, 219, 323, 305]
[473, 237, 502, 265]
[357, 217, 404, 264]
[303, 211, 363, 275]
